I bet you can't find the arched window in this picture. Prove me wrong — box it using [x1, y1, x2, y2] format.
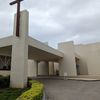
[0, 55, 11, 70]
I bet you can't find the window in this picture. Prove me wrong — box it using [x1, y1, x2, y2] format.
[0, 55, 11, 70]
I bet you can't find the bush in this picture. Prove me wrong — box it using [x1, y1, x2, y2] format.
[0, 75, 2, 77]
[17, 80, 44, 100]
[0, 76, 10, 88]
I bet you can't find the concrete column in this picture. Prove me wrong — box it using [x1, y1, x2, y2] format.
[37, 42, 49, 76]
[28, 60, 37, 77]
[38, 61, 49, 76]
[35, 61, 38, 76]
[54, 62, 59, 75]
[58, 41, 77, 76]
[10, 10, 29, 88]
[49, 62, 54, 75]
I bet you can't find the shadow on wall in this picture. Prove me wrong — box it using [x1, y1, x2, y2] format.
[76, 57, 88, 75]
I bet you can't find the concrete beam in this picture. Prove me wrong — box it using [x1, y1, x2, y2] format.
[0, 36, 13, 48]
[28, 37, 64, 59]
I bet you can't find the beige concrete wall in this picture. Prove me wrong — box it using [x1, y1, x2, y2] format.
[0, 71, 10, 76]
[58, 41, 77, 76]
[75, 42, 100, 75]
[75, 45, 88, 75]
[86, 43, 100, 75]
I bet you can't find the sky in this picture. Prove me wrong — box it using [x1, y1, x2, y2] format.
[0, 0, 100, 48]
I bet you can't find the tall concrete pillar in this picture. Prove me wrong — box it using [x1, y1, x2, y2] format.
[28, 60, 37, 77]
[58, 41, 77, 76]
[35, 61, 38, 76]
[10, 10, 29, 88]
[49, 62, 54, 75]
[38, 61, 49, 76]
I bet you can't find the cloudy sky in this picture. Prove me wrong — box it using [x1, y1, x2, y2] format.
[0, 0, 100, 48]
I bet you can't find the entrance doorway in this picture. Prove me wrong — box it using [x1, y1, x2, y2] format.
[75, 57, 80, 75]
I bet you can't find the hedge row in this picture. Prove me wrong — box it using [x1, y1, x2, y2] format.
[17, 80, 44, 100]
[0, 76, 10, 88]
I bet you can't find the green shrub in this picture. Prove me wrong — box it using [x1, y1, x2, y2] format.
[0, 75, 2, 77]
[17, 80, 44, 100]
[0, 76, 10, 88]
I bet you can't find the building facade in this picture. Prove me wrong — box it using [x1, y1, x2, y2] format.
[0, 10, 100, 88]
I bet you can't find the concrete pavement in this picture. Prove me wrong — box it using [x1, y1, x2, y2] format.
[38, 79, 100, 100]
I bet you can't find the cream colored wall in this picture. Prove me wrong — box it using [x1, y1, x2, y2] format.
[75, 42, 100, 75]
[75, 45, 88, 75]
[58, 41, 77, 76]
[0, 71, 10, 76]
[86, 43, 100, 75]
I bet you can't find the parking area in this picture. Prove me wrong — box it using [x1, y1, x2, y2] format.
[38, 79, 100, 100]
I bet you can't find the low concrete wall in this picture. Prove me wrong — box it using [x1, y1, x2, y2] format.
[0, 70, 10, 76]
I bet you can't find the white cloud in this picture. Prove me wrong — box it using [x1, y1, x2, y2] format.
[0, 0, 100, 48]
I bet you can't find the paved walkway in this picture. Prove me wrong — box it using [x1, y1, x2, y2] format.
[38, 79, 100, 100]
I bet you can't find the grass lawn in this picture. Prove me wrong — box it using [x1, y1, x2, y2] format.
[0, 88, 29, 100]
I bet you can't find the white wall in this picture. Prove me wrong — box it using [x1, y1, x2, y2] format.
[75, 42, 100, 75]
[86, 43, 100, 75]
